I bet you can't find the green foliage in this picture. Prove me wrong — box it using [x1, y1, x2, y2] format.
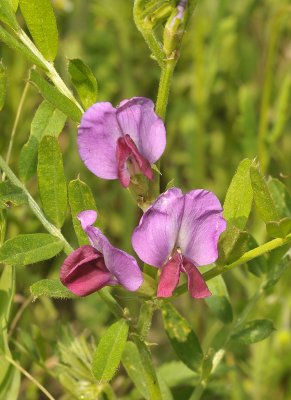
[37, 135, 67, 228]
[68, 59, 98, 110]
[19, 0, 58, 61]
[30, 278, 77, 299]
[217, 225, 248, 265]
[223, 158, 253, 229]
[30, 70, 82, 122]
[0, 62, 7, 111]
[122, 341, 153, 400]
[161, 302, 203, 371]
[205, 276, 233, 324]
[0, 234, 64, 265]
[0, 0, 19, 30]
[231, 319, 275, 345]
[0, 181, 27, 209]
[250, 163, 279, 223]
[19, 101, 66, 182]
[92, 319, 129, 383]
[68, 179, 98, 245]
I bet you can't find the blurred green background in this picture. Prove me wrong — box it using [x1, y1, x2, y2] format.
[1, 0, 291, 399]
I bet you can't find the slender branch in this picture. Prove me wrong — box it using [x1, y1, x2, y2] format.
[2, 71, 31, 180]
[0, 156, 73, 255]
[175, 233, 291, 296]
[8, 296, 32, 340]
[3, 354, 56, 400]
[155, 60, 177, 120]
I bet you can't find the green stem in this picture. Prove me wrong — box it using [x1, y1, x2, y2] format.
[189, 380, 207, 400]
[2, 71, 31, 180]
[175, 233, 291, 296]
[0, 156, 73, 255]
[155, 60, 177, 120]
[4, 354, 55, 400]
[17, 30, 83, 113]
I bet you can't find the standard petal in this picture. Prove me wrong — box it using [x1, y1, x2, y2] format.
[132, 188, 184, 267]
[78, 102, 122, 179]
[177, 190, 226, 266]
[157, 252, 182, 298]
[116, 97, 166, 164]
[78, 210, 98, 231]
[182, 259, 211, 299]
[60, 246, 112, 296]
[102, 243, 143, 291]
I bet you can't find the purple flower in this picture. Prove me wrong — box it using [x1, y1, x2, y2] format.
[78, 97, 166, 188]
[132, 188, 226, 299]
[60, 210, 143, 296]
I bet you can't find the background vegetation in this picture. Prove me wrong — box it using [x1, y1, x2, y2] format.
[1, 0, 291, 399]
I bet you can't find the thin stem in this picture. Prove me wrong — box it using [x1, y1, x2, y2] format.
[17, 30, 83, 113]
[175, 233, 291, 296]
[8, 296, 32, 340]
[189, 381, 207, 400]
[4, 354, 55, 400]
[3, 71, 31, 180]
[0, 156, 73, 255]
[155, 60, 177, 120]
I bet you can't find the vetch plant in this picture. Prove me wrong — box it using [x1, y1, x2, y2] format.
[0, 0, 291, 399]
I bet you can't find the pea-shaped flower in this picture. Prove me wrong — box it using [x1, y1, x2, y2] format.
[78, 97, 166, 188]
[132, 188, 226, 298]
[60, 210, 143, 296]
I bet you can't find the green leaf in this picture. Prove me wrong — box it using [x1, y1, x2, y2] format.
[30, 279, 77, 299]
[158, 361, 198, 388]
[264, 247, 291, 289]
[0, 0, 19, 30]
[68, 59, 98, 110]
[37, 136, 67, 228]
[0, 25, 46, 69]
[161, 302, 203, 371]
[68, 179, 98, 246]
[267, 178, 291, 218]
[30, 70, 82, 122]
[250, 163, 279, 223]
[217, 225, 248, 265]
[122, 341, 151, 400]
[223, 158, 253, 229]
[19, 101, 66, 182]
[92, 319, 129, 383]
[231, 319, 275, 345]
[0, 181, 28, 209]
[0, 62, 7, 111]
[266, 217, 291, 238]
[0, 234, 64, 265]
[132, 337, 163, 400]
[205, 276, 233, 324]
[11, 0, 19, 12]
[19, 0, 58, 61]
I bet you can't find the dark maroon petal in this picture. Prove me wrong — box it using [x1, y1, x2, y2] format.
[116, 135, 153, 188]
[60, 245, 112, 296]
[157, 252, 182, 298]
[182, 258, 211, 299]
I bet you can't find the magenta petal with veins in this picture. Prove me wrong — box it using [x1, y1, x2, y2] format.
[78, 97, 166, 187]
[132, 188, 226, 299]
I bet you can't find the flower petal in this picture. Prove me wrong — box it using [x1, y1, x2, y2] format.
[182, 259, 211, 299]
[60, 245, 112, 296]
[102, 244, 143, 291]
[78, 102, 122, 179]
[116, 97, 166, 164]
[157, 252, 182, 298]
[177, 190, 226, 266]
[78, 210, 143, 291]
[132, 188, 184, 267]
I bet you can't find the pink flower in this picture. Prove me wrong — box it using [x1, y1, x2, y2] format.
[60, 210, 143, 296]
[132, 188, 226, 298]
[78, 97, 166, 188]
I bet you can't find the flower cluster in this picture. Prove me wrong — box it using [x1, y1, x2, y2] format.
[61, 98, 226, 299]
